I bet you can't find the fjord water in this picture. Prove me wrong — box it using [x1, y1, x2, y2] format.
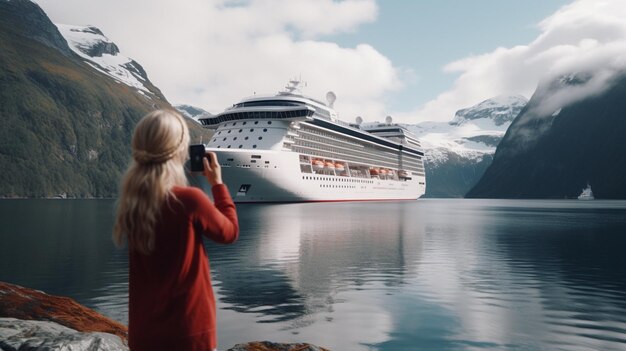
[1, 199, 626, 350]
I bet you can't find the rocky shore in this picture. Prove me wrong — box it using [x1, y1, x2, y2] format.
[0, 282, 329, 351]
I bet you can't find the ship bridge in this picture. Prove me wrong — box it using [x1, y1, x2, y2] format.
[198, 105, 315, 129]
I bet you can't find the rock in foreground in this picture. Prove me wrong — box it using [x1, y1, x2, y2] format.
[227, 341, 330, 351]
[0, 318, 128, 351]
[0, 282, 127, 341]
[0, 281, 331, 351]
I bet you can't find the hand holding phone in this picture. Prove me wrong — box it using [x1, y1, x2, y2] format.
[189, 145, 222, 185]
[189, 144, 207, 172]
[203, 152, 222, 186]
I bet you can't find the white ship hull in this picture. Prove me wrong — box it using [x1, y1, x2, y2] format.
[197, 80, 427, 203]
[206, 149, 425, 203]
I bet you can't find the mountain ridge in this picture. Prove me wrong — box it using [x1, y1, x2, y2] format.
[0, 0, 210, 197]
[467, 70, 626, 199]
[406, 95, 527, 197]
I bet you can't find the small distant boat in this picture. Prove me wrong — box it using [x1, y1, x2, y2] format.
[578, 183, 594, 200]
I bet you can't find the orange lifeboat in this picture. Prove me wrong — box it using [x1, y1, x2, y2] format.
[379, 169, 388, 176]
[335, 163, 345, 172]
[324, 161, 335, 170]
[369, 168, 379, 176]
[312, 159, 324, 171]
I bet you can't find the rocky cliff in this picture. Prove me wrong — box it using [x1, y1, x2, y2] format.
[467, 71, 626, 199]
[0, 0, 211, 198]
[407, 95, 527, 197]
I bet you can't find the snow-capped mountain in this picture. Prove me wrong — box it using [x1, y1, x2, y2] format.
[408, 95, 527, 166]
[468, 70, 626, 199]
[175, 104, 212, 123]
[56, 24, 160, 99]
[405, 95, 528, 197]
[0, 0, 214, 197]
[451, 95, 528, 126]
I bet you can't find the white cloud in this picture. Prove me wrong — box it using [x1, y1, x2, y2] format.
[35, 0, 399, 122]
[409, 0, 626, 123]
[32, 0, 626, 125]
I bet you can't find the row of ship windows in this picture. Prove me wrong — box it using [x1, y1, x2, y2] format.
[301, 126, 417, 159]
[299, 127, 363, 148]
[217, 128, 268, 135]
[295, 140, 404, 166]
[302, 175, 374, 184]
[214, 136, 264, 142]
[320, 184, 357, 189]
[301, 123, 425, 158]
[297, 131, 420, 162]
[298, 154, 422, 175]
[222, 120, 272, 127]
[292, 146, 405, 170]
[216, 145, 258, 149]
[221, 164, 278, 169]
[296, 139, 397, 159]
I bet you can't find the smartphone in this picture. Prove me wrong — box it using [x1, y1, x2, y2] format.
[189, 144, 207, 172]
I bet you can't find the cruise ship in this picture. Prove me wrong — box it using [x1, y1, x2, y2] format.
[197, 80, 426, 202]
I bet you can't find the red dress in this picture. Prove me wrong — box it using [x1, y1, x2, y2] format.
[128, 185, 239, 351]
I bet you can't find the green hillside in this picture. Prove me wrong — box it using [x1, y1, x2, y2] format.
[0, 0, 210, 197]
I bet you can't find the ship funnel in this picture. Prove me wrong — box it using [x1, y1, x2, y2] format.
[326, 91, 336, 108]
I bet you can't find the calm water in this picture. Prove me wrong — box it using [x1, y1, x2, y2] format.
[1, 199, 626, 350]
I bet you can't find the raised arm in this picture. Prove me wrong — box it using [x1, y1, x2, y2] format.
[186, 151, 238, 243]
[190, 185, 239, 243]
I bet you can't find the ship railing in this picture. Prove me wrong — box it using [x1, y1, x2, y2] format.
[199, 106, 314, 129]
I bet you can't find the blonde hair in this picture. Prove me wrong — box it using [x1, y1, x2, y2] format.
[113, 109, 190, 254]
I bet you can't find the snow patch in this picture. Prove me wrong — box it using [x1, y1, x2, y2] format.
[452, 95, 527, 126]
[56, 24, 153, 96]
[403, 95, 527, 167]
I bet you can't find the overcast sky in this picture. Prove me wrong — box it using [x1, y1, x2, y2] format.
[34, 0, 626, 124]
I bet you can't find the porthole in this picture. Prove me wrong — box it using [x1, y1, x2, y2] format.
[217, 145, 221, 148]
[212, 138, 216, 142]
[263, 128, 267, 132]
[243, 121, 247, 125]
[233, 122, 237, 126]
[233, 137, 237, 140]
[227, 145, 231, 148]
[239, 145, 243, 148]
[254, 121, 259, 125]
[218, 131, 222, 135]
[245, 136, 249, 140]
[223, 138, 227, 141]
[239, 129, 243, 133]
[253, 145, 257, 148]
[268, 121, 272, 125]
[250, 129, 254, 132]
[228, 130, 231, 134]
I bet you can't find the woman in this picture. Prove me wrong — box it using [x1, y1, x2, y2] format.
[113, 109, 238, 351]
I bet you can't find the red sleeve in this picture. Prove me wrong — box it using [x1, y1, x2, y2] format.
[188, 184, 239, 244]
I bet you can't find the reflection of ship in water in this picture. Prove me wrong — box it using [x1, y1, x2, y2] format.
[206, 203, 424, 324]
